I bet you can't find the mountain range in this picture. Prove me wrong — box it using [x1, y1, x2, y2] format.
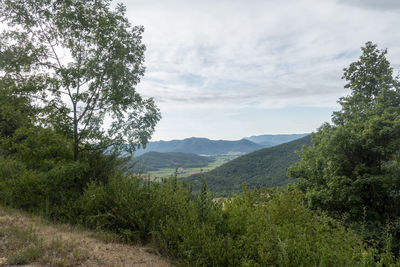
[134, 137, 263, 156]
[134, 134, 308, 156]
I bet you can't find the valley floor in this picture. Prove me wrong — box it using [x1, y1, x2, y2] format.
[0, 206, 171, 266]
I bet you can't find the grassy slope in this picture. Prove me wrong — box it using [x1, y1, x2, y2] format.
[185, 135, 312, 195]
[0, 206, 170, 266]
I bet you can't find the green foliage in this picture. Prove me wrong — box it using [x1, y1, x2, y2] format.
[288, 42, 400, 251]
[0, 161, 45, 210]
[8, 126, 73, 171]
[0, 85, 35, 140]
[0, 135, 126, 219]
[186, 135, 311, 196]
[1, 149, 399, 265]
[79, 174, 193, 242]
[78, 174, 384, 266]
[0, 0, 161, 160]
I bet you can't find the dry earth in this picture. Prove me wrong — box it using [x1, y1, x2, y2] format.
[0, 206, 171, 266]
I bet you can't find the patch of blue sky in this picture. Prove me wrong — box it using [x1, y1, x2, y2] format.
[204, 79, 257, 93]
[180, 73, 205, 87]
[334, 50, 359, 60]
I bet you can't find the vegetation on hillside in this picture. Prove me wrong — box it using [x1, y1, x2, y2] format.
[131, 151, 215, 172]
[186, 135, 311, 196]
[1, 163, 394, 266]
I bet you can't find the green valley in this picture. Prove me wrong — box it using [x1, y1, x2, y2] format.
[136, 154, 237, 179]
[185, 135, 312, 195]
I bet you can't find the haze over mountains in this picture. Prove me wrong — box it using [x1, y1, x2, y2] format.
[134, 134, 308, 156]
[245, 133, 309, 147]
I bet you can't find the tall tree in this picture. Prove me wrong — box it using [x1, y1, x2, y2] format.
[288, 42, 400, 242]
[0, 0, 161, 160]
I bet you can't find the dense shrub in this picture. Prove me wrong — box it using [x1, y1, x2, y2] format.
[79, 175, 193, 242]
[0, 141, 126, 221]
[8, 127, 73, 171]
[77, 174, 392, 266]
[0, 157, 43, 210]
[158, 188, 370, 266]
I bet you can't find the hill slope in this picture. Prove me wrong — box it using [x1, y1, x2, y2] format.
[0, 206, 170, 266]
[132, 151, 214, 171]
[185, 135, 312, 196]
[135, 137, 263, 156]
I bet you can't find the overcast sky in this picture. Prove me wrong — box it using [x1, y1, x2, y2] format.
[117, 0, 400, 141]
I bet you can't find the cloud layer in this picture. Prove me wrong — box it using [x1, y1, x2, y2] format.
[118, 0, 400, 140]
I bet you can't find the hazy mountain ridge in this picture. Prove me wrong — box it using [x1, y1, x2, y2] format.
[135, 134, 308, 156]
[134, 137, 263, 156]
[185, 135, 312, 196]
[245, 133, 309, 147]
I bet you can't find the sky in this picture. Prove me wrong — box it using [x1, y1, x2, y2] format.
[116, 0, 400, 141]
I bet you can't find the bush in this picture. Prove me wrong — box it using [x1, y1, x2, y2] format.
[9, 127, 73, 171]
[78, 174, 384, 266]
[79, 175, 193, 242]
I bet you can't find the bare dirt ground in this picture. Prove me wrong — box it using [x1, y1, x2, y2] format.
[0, 207, 171, 266]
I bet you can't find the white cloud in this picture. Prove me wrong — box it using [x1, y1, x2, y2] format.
[116, 0, 400, 139]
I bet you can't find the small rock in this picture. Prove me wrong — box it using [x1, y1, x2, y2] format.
[0, 257, 7, 265]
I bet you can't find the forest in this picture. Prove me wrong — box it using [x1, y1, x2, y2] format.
[1, 0, 400, 266]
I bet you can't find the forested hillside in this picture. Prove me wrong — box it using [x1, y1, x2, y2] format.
[131, 151, 214, 171]
[186, 135, 311, 195]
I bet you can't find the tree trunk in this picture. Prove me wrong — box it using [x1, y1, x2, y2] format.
[73, 103, 78, 161]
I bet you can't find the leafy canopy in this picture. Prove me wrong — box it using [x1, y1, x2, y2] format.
[288, 42, 400, 233]
[0, 0, 161, 159]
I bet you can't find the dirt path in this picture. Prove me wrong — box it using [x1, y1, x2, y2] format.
[0, 207, 171, 266]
